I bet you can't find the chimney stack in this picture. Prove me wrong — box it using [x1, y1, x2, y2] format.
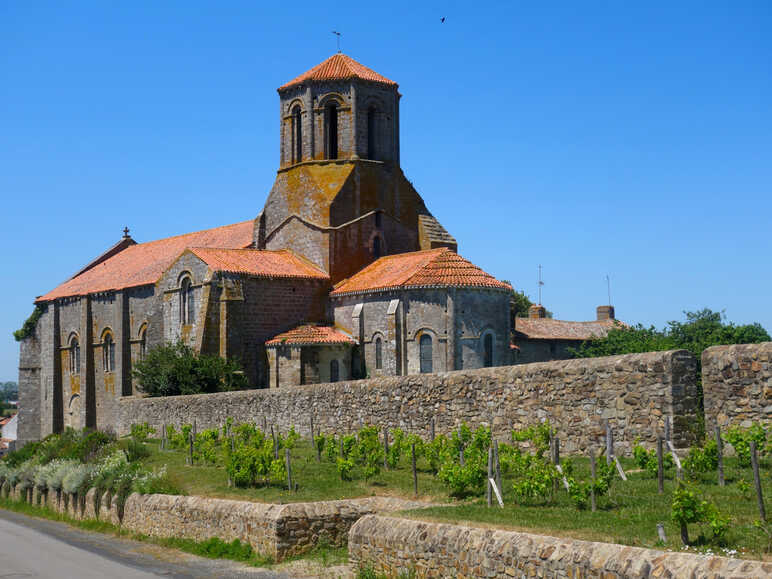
[529, 304, 547, 319]
[597, 305, 615, 321]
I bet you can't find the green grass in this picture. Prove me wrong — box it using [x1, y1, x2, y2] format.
[399, 455, 772, 560]
[140, 438, 451, 503]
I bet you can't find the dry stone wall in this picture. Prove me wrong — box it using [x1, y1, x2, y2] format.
[349, 515, 771, 578]
[703, 342, 772, 431]
[120, 350, 700, 453]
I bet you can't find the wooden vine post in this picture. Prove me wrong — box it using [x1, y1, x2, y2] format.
[715, 426, 725, 487]
[589, 448, 597, 512]
[383, 428, 390, 469]
[430, 417, 435, 442]
[187, 431, 194, 466]
[411, 443, 418, 498]
[750, 441, 766, 521]
[605, 420, 613, 466]
[493, 440, 502, 495]
[285, 448, 293, 492]
[486, 446, 493, 507]
[657, 436, 665, 494]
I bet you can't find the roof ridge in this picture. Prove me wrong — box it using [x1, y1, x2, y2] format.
[129, 220, 254, 249]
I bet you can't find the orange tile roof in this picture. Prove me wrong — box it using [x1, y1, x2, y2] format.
[188, 248, 328, 280]
[330, 248, 512, 296]
[38, 221, 255, 302]
[514, 318, 619, 341]
[279, 53, 397, 91]
[266, 324, 356, 347]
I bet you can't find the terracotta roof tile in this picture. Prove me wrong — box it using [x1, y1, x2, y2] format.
[330, 248, 511, 296]
[188, 248, 328, 280]
[266, 324, 355, 347]
[279, 53, 397, 91]
[38, 221, 255, 302]
[514, 318, 619, 341]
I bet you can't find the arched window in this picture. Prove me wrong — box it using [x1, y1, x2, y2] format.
[483, 333, 494, 368]
[325, 102, 338, 159]
[293, 106, 302, 163]
[372, 236, 382, 259]
[69, 336, 80, 375]
[180, 276, 194, 325]
[367, 107, 377, 160]
[419, 334, 433, 374]
[375, 337, 383, 370]
[103, 332, 115, 373]
[330, 359, 339, 382]
[138, 325, 147, 361]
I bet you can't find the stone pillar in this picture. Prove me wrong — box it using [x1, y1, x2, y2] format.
[446, 289, 456, 371]
[52, 301, 63, 433]
[80, 296, 96, 429]
[305, 85, 314, 161]
[116, 291, 132, 396]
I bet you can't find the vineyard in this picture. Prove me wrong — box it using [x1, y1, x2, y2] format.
[1, 419, 769, 559]
[134, 419, 772, 559]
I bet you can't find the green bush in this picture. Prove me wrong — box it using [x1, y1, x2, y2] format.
[725, 424, 767, 467]
[132, 341, 249, 397]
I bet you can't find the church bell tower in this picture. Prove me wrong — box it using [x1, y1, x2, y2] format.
[276, 53, 400, 168]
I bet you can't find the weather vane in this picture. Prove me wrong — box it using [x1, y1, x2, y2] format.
[537, 264, 544, 305]
[331, 31, 342, 53]
[605, 274, 611, 305]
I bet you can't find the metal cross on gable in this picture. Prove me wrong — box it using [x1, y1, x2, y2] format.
[122, 226, 130, 239]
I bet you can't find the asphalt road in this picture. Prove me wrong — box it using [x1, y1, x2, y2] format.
[0, 508, 292, 578]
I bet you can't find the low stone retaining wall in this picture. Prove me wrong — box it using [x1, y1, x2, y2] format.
[703, 342, 772, 431]
[0, 483, 426, 561]
[349, 515, 771, 578]
[120, 350, 700, 453]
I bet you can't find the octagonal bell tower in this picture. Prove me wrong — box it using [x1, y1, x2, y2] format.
[277, 53, 400, 168]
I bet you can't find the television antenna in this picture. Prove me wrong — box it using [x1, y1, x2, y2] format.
[537, 264, 544, 305]
[605, 274, 612, 305]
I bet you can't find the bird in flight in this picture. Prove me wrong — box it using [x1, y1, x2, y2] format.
[440, 16, 446, 23]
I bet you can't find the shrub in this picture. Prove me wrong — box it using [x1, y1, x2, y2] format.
[132, 341, 249, 397]
[683, 439, 718, 476]
[725, 424, 767, 467]
[132, 466, 179, 495]
[126, 438, 151, 462]
[62, 464, 94, 495]
[671, 481, 729, 545]
[130, 423, 156, 443]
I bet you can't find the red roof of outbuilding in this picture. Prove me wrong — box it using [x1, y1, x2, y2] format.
[279, 53, 397, 90]
[514, 318, 619, 341]
[266, 324, 356, 347]
[330, 248, 511, 296]
[37, 221, 255, 302]
[187, 248, 328, 280]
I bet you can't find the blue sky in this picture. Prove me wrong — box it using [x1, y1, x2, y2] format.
[1, 1, 771, 381]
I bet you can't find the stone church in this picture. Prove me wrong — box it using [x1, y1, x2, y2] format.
[17, 54, 513, 442]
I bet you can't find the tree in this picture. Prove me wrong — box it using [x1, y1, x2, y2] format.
[132, 341, 249, 397]
[571, 308, 770, 362]
[501, 282, 552, 320]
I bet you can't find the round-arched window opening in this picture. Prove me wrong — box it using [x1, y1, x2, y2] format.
[102, 332, 115, 373]
[325, 102, 339, 159]
[293, 106, 303, 163]
[375, 336, 383, 370]
[483, 333, 494, 368]
[419, 334, 433, 374]
[69, 335, 80, 375]
[180, 276, 195, 325]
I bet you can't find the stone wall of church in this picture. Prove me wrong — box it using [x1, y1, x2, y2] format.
[118, 349, 699, 453]
[332, 287, 510, 377]
[17, 333, 41, 446]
